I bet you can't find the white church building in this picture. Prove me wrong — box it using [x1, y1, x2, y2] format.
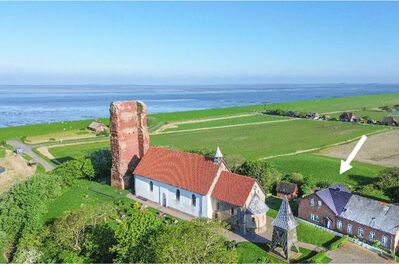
[133, 147, 269, 233]
[109, 100, 268, 234]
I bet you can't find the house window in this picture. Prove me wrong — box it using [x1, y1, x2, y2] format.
[231, 208, 235, 215]
[191, 194, 196, 207]
[149, 181, 153, 192]
[369, 231, 376, 241]
[175, 189, 180, 201]
[347, 224, 353, 234]
[336, 220, 342, 231]
[358, 227, 364, 238]
[252, 216, 256, 223]
[310, 198, 315, 207]
[381, 236, 388, 247]
[310, 213, 319, 222]
[216, 202, 220, 210]
[317, 200, 322, 208]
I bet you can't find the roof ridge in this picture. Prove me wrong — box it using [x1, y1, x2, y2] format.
[149, 146, 215, 161]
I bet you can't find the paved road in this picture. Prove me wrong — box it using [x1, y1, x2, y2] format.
[6, 140, 54, 172]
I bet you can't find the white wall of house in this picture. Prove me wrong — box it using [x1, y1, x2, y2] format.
[134, 175, 208, 218]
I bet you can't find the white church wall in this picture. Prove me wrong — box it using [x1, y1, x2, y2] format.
[134, 175, 206, 218]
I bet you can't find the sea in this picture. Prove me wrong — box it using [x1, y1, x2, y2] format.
[1, 84, 399, 128]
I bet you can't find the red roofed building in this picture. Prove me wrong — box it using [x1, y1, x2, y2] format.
[110, 100, 268, 234]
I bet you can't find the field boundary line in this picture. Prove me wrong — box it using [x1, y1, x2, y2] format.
[153, 113, 259, 134]
[155, 118, 297, 135]
[259, 128, 391, 160]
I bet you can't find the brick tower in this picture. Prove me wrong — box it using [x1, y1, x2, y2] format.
[110, 100, 150, 189]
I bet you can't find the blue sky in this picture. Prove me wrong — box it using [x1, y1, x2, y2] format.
[0, 2, 398, 85]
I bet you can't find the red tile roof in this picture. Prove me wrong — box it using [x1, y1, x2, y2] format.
[133, 147, 220, 195]
[211, 171, 256, 207]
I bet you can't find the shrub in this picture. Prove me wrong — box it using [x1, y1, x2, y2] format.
[305, 250, 327, 263]
[376, 167, 399, 202]
[329, 235, 349, 250]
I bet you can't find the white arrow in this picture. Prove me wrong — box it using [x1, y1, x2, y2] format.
[340, 135, 368, 174]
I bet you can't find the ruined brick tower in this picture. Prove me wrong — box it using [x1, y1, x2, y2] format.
[110, 100, 150, 189]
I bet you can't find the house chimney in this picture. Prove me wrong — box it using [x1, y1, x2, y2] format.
[110, 100, 150, 190]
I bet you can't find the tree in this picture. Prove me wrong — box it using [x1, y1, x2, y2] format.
[111, 209, 162, 263]
[234, 161, 281, 192]
[376, 168, 399, 202]
[283, 173, 304, 185]
[149, 219, 237, 263]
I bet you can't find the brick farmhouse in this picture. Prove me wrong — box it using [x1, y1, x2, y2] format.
[299, 185, 399, 253]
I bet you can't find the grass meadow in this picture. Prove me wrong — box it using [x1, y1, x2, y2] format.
[164, 114, 288, 132]
[152, 119, 386, 160]
[269, 154, 388, 201]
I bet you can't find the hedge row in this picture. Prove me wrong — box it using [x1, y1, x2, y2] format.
[329, 235, 349, 250]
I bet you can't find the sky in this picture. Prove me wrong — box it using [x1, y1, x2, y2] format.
[0, 2, 399, 85]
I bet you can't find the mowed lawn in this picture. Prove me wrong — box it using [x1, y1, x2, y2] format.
[165, 114, 288, 132]
[268, 154, 388, 201]
[49, 140, 110, 161]
[42, 180, 129, 223]
[152, 120, 385, 160]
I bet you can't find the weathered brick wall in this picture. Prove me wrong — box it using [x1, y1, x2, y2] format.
[338, 217, 396, 252]
[110, 100, 150, 189]
[298, 193, 337, 229]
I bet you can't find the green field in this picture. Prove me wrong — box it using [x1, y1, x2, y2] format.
[269, 154, 388, 200]
[48, 141, 110, 162]
[42, 180, 129, 223]
[164, 114, 288, 132]
[152, 120, 386, 160]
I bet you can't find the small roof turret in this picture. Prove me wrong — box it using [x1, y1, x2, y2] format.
[214, 146, 223, 158]
[214, 146, 223, 163]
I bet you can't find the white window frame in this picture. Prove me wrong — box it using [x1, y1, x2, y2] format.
[317, 200, 322, 208]
[310, 213, 319, 222]
[381, 235, 388, 247]
[310, 198, 315, 207]
[336, 220, 342, 230]
[358, 227, 364, 238]
[347, 224, 353, 234]
[369, 231, 376, 241]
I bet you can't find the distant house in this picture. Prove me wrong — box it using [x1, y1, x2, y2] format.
[15, 148, 24, 155]
[298, 185, 399, 253]
[88, 121, 107, 133]
[307, 112, 320, 120]
[276, 182, 298, 200]
[381, 116, 398, 126]
[339, 112, 357, 122]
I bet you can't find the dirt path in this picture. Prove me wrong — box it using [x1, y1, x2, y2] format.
[153, 113, 258, 134]
[319, 129, 399, 167]
[326, 243, 393, 263]
[0, 150, 36, 193]
[155, 118, 296, 135]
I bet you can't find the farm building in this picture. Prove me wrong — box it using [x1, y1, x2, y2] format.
[381, 116, 398, 126]
[298, 185, 399, 253]
[276, 182, 298, 200]
[109, 100, 269, 234]
[88, 121, 107, 133]
[339, 112, 357, 122]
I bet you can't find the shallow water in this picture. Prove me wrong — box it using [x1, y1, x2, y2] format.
[1, 84, 398, 127]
